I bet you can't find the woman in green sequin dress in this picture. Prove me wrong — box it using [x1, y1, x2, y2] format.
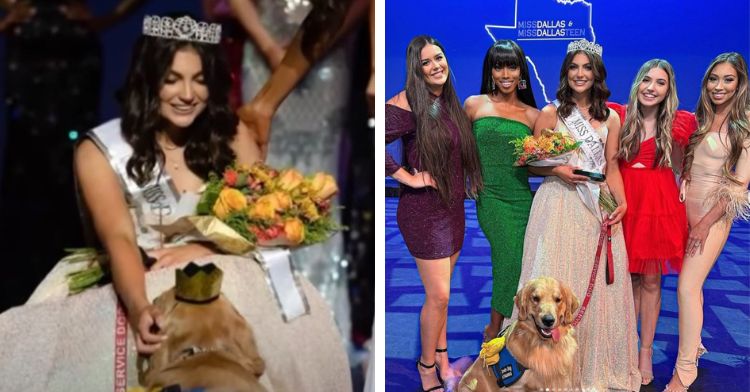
[464, 40, 539, 341]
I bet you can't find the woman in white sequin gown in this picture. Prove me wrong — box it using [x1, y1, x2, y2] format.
[513, 43, 641, 391]
[0, 16, 350, 391]
[232, 0, 352, 338]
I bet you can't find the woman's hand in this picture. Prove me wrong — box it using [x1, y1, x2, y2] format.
[408, 170, 437, 189]
[130, 304, 167, 355]
[607, 202, 627, 226]
[237, 101, 274, 161]
[686, 221, 711, 257]
[147, 243, 215, 270]
[552, 165, 589, 186]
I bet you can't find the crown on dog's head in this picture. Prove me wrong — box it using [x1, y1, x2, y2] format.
[175, 262, 223, 303]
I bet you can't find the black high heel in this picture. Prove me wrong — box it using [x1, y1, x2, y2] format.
[416, 359, 445, 392]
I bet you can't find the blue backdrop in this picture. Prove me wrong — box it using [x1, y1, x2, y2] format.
[386, 0, 750, 110]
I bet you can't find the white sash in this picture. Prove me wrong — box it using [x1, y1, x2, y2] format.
[553, 100, 607, 220]
[88, 119, 190, 249]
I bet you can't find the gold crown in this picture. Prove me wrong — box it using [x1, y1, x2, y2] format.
[567, 39, 603, 57]
[175, 262, 223, 303]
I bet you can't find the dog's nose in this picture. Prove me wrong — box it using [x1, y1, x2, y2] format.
[541, 314, 555, 327]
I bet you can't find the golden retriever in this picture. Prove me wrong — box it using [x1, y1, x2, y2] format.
[458, 277, 580, 391]
[139, 287, 267, 392]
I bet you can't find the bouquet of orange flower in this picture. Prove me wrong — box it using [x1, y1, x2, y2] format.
[194, 162, 340, 253]
[510, 129, 581, 167]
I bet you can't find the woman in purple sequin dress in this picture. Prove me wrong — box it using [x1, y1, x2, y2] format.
[385, 35, 482, 392]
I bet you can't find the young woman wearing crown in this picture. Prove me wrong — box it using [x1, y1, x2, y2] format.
[0, 14, 350, 391]
[512, 39, 641, 390]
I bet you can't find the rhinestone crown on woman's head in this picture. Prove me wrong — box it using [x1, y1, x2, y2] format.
[566, 39, 603, 57]
[142, 15, 221, 44]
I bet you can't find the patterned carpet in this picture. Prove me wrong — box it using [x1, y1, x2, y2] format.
[385, 195, 750, 391]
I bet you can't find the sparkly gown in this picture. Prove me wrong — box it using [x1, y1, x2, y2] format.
[0, 120, 351, 391]
[241, 0, 351, 337]
[385, 102, 465, 260]
[514, 113, 641, 391]
[473, 117, 532, 316]
[674, 131, 750, 386]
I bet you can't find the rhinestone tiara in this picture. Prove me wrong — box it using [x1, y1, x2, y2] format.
[567, 39, 603, 57]
[142, 15, 221, 44]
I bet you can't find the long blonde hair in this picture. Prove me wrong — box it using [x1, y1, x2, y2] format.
[618, 59, 678, 167]
[683, 52, 750, 184]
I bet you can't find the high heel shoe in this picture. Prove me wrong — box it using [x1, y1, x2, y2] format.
[639, 346, 654, 385]
[663, 345, 708, 392]
[416, 359, 445, 392]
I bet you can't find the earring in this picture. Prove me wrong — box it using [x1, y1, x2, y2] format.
[519, 79, 527, 90]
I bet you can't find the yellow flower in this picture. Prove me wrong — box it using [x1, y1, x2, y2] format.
[284, 217, 305, 245]
[272, 191, 292, 210]
[213, 188, 247, 219]
[299, 197, 320, 221]
[310, 173, 338, 201]
[277, 169, 304, 192]
[248, 194, 278, 221]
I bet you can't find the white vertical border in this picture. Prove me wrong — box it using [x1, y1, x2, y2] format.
[374, 0, 385, 390]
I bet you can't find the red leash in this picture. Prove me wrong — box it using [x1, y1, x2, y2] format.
[571, 219, 614, 327]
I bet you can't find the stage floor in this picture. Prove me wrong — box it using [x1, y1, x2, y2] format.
[385, 197, 750, 391]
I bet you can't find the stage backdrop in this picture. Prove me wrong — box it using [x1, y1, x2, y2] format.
[385, 0, 750, 167]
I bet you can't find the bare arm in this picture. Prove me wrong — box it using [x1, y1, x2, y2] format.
[237, 0, 370, 159]
[227, 0, 284, 69]
[604, 110, 627, 224]
[75, 139, 165, 353]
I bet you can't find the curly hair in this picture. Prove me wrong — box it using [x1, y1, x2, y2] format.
[556, 50, 610, 122]
[118, 33, 237, 186]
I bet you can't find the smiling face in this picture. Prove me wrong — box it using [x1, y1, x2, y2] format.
[492, 64, 521, 94]
[159, 47, 209, 129]
[637, 66, 670, 108]
[706, 62, 739, 107]
[567, 52, 595, 95]
[420, 44, 449, 90]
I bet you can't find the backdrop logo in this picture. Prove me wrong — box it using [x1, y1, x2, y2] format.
[517, 20, 586, 39]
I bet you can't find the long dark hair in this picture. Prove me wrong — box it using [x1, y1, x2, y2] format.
[479, 40, 537, 108]
[119, 33, 237, 186]
[404, 35, 482, 202]
[684, 52, 750, 184]
[556, 50, 610, 122]
[300, 0, 350, 60]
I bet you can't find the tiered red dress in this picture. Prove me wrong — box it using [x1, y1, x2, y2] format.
[609, 103, 697, 275]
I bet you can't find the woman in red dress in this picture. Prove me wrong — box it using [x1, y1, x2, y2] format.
[611, 59, 696, 385]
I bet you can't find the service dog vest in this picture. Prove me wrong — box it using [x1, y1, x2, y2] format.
[488, 326, 526, 387]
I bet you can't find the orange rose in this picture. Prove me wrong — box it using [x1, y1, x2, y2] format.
[277, 169, 303, 191]
[248, 194, 279, 221]
[212, 188, 247, 219]
[272, 191, 292, 210]
[283, 218, 305, 245]
[299, 197, 320, 221]
[310, 173, 338, 201]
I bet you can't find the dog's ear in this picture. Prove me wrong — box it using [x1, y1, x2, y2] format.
[561, 283, 580, 325]
[515, 285, 529, 321]
[227, 303, 266, 377]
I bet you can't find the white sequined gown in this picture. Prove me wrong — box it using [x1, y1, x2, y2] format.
[241, 0, 352, 341]
[514, 114, 641, 391]
[0, 121, 351, 391]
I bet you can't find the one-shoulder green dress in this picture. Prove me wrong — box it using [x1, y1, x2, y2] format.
[473, 117, 532, 316]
